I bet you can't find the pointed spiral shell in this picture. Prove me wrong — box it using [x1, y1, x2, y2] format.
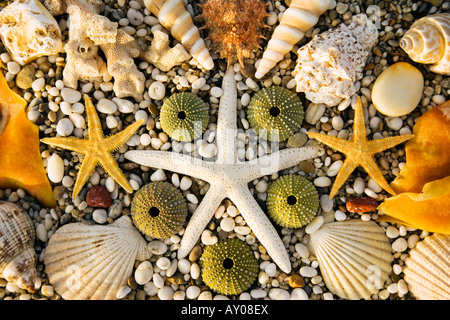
[143, 0, 214, 70]
[255, 0, 336, 79]
[0, 201, 37, 292]
[400, 13, 450, 76]
[131, 182, 188, 239]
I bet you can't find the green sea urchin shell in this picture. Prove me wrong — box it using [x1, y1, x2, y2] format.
[131, 182, 187, 239]
[200, 238, 259, 295]
[246, 86, 304, 142]
[266, 175, 319, 228]
[159, 92, 209, 141]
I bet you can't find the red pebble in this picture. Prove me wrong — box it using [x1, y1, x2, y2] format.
[86, 185, 112, 208]
[345, 196, 378, 213]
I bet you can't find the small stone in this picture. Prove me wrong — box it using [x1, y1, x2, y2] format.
[113, 97, 135, 113]
[192, 77, 206, 89]
[305, 215, 324, 234]
[345, 196, 378, 213]
[392, 237, 408, 252]
[116, 286, 131, 299]
[220, 217, 235, 232]
[47, 153, 64, 183]
[148, 81, 166, 100]
[188, 245, 202, 261]
[36, 223, 48, 242]
[201, 230, 218, 245]
[56, 118, 74, 136]
[186, 286, 201, 300]
[299, 266, 317, 278]
[32, 77, 45, 91]
[289, 274, 305, 288]
[16, 65, 36, 89]
[86, 185, 112, 208]
[265, 263, 277, 277]
[179, 176, 192, 191]
[92, 208, 108, 224]
[134, 261, 153, 285]
[127, 8, 144, 25]
[158, 286, 174, 300]
[290, 288, 309, 300]
[294, 243, 309, 259]
[268, 288, 290, 300]
[326, 160, 343, 177]
[314, 176, 332, 187]
[156, 257, 171, 270]
[336, 2, 349, 14]
[288, 132, 308, 147]
[97, 99, 118, 114]
[61, 88, 82, 104]
[178, 258, 191, 274]
[148, 240, 168, 255]
[41, 285, 54, 297]
[386, 117, 403, 131]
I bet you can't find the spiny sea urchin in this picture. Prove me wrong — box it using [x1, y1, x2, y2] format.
[199, 237, 259, 295]
[159, 92, 209, 141]
[246, 86, 304, 142]
[199, 0, 269, 67]
[131, 181, 188, 239]
[266, 174, 319, 228]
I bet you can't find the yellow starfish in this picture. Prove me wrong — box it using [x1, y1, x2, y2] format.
[41, 94, 144, 198]
[307, 96, 414, 199]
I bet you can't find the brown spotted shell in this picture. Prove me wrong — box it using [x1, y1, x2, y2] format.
[0, 201, 37, 292]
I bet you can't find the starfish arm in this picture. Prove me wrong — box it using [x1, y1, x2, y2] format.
[229, 183, 292, 273]
[307, 132, 353, 154]
[124, 150, 216, 182]
[359, 154, 396, 196]
[83, 94, 105, 142]
[178, 184, 226, 259]
[40, 136, 89, 154]
[329, 157, 359, 199]
[216, 67, 237, 164]
[367, 134, 414, 155]
[353, 96, 369, 142]
[99, 152, 133, 193]
[240, 146, 320, 182]
[104, 119, 144, 151]
[72, 153, 98, 198]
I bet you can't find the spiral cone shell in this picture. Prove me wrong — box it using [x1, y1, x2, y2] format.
[255, 0, 336, 79]
[403, 233, 450, 300]
[44, 216, 151, 300]
[0, 201, 37, 292]
[400, 13, 450, 75]
[143, 0, 214, 70]
[307, 219, 393, 300]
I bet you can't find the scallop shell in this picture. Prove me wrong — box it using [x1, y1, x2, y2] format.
[403, 233, 450, 300]
[255, 0, 336, 79]
[400, 13, 450, 76]
[0, 201, 37, 292]
[44, 216, 151, 300]
[143, 0, 214, 70]
[307, 219, 393, 300]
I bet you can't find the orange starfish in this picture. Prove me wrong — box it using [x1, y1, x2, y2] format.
[0, 72, 55, 207]
[307, 96, 414, 199]
[41, 94, 144, 198]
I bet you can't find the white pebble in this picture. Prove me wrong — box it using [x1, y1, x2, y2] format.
[386, 117, 403, 131]
[326, 160, 343, 177]
[386, 226, 399, 238]
[314, 176, 332, 187]
[432, 94, 446, 105]
[156, 257, 171, 270]
[112, 97, 135, 113]
[178, 258, 191, 274]
[294, 243, 309, 259]
[305, 215, 324, 234]
[135, 261, 153, 285]
[300, 266, 317, 278]
[290, 288, 309, 300]
[250, 289, 267, 299]
[368, 178, 383, 193]
[201, 230, 218, 245]
[186, 286, 201, 299]
[97, 99, 118, 114]
[392, 237, 408, 252]
[127, 8, 144, 25]
[69, 113, 86, 129]
[220, 217, 235, 232]
[7, 61, 20, 74]
[47, 153, 64, 183]
[56, 118, 74, 136]
[158, 286, 174, 300]
[148, 81, 166, 100]
[335, 210, 346, 221]
[353, 177, 365, 194]
[61, 88, 82, 103]
[151, 169, 167, 181]
[331, 116, 344, 130]
[192, 77, 206, 89]
[210, 87, 223, 98]
[268, 288, 290, 300]
[92, 209, 107, 224]
[32, 78, 45, 91]
[180, 176, 192, 190]
[116, 286, 131, 299]
[40, 285, 54, 297]
[186, 193, 198, 204]
[148, 240, 168, 255]
[190, 263, 200, 280]
[265, 263, 277, 277]
[319, 194, 334, 212]
[36, 223, 48, 242]
[235, 226, 251, 235]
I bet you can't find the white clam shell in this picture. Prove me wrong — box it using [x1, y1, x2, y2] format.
[44, 216, 151, 300]
[0, 0, 62, 65]
[307, 219, 393, 300]
[403, 233, 450, 300]
[0, 201, 37, 292]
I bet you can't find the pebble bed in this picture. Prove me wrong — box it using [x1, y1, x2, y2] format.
[0, 0, 449, 301]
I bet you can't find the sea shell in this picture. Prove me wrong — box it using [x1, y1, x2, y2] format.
[246, 86, 304, 142]
[293, 14, 378, 106]
[159, 92, 209, 141]
[371, 62, 424, 117]
[307, 219, 394, 300]
[400, 13, 450, 76]
[403, 233, 450, 300]
[44, 216, 151, 300]
[0, 0, 63, 65]
[199, 0, 268, 67]
[131, 182, 188, 239]
[0, 201, 37, 292]
[143, 0, 214, 70]
[378, 175, 450, 235]
[255, 0, 336, 79]
[199, 238, 259, 296]
[266, 174, 319, 228]
[390, 100, 450, 194]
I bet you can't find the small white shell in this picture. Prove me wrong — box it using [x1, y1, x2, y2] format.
[307, 219, 393, 300]
[0, 0, 62, 65]
[44, 216, 151, 300]
[403, 233, 450, 300]
[0, 201, 38, 292]
[400, 13, 450, 76]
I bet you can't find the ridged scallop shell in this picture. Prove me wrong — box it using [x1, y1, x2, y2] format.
[246, 86, 304, 142]
[255, 0, 336, 79]
[131, 182, 188, 239]
[44, 216, 151, 300]
[160, 92, 209, 141]
[0, 201, 37, 292]
[400, 13, 450, 76]
[307, 219, 393, 300]
[143, 0, 214, 70]
[403, 233, 450, 300]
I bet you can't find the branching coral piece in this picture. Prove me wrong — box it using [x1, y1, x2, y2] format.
[44, 0, 105, 15]
[139, 30, 191, 72]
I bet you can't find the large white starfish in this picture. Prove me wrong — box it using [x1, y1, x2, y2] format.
[125, 67, 319, 273]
